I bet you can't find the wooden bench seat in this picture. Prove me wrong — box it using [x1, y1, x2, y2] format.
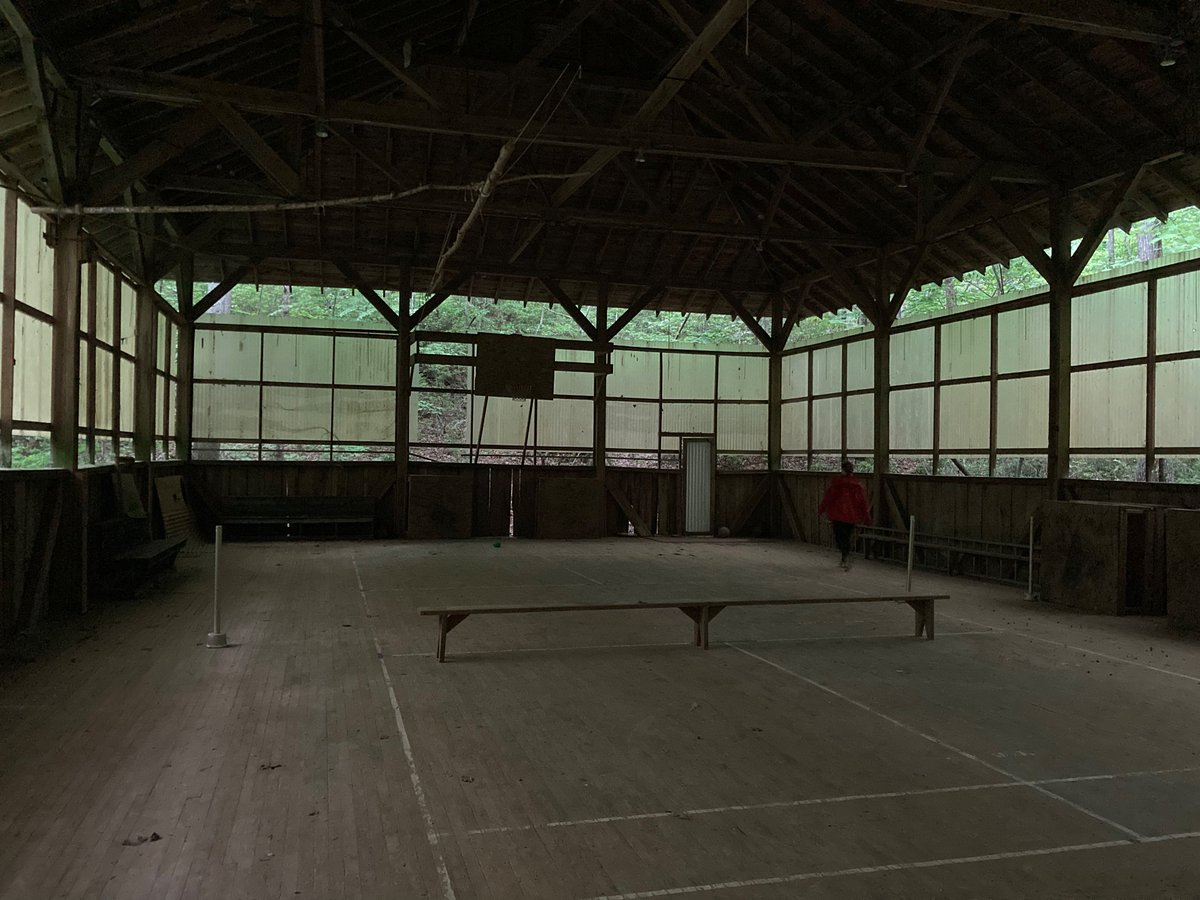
[419, 594, 947, 662]
[113, 538, 186, 566]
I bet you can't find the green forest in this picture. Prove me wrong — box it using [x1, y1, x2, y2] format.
[15, 211, 1200, 481]
[163, 208, 1200, 343]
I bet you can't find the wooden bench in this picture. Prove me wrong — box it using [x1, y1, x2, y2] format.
[97, 516, 186, 598]
[218, 496, 376, 539]
[419, 594, 946, 662]
[857, 525, 1031, 585]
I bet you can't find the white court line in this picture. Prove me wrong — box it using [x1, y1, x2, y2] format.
[945, 613, 1200, 685]
[581, 834, 1200, 900]
[447, 764, 1200, 838]
[388, 630, 998, 659]
[352, 556, 457, 900]
[732, 645, 1146, 842]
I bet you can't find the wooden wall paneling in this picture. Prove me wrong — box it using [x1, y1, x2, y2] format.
[534, 475, 602, 539]
[1166, 508, 1200, 631]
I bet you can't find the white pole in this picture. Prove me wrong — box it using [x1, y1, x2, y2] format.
[1026, 515, 1035, 600]
[906, 514, 916, 592]
[207, 525, 228, 648]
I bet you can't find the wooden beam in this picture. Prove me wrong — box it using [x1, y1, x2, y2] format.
[208, 101, 301, 197]
[86, 69, 1049, 182]
[325, 1, 441, 108]
[410, 271, 472, 328]
[175, 253, 194, 461]
[540, 277, 598, 340]
[86, 106, 218, 204]
[395, 264, 412, 537]
[719, 290, 773, 350]
[607, 285, 664, 339]
[50, 218, 83, 469]
[893, 0, 1171, 43]
[0, 1, 62, 200]
[1066, 167, 1145, 283]
[887, 243, 932, 320]
[188, 262, 253, 320]
[905, 34, 974, 173]
[333, 259, 403, 330]
[133, 284, 157, 461]
[982, 186, 1055, 283]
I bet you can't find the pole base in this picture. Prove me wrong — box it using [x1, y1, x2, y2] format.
[206, 632, 228, 648]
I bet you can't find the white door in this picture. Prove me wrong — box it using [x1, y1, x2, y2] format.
[683, 438, 713, 534]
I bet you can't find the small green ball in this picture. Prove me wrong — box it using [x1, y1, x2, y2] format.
[493, 540, 502, 548]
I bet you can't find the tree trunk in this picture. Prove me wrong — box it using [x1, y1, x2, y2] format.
[1106, 228, 1116, 267]
[1137, 221, 1162, 262]
[281, 284, 292, 317]
[943, 277, 957, 309]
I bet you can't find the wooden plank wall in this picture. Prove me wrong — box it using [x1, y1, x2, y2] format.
[1063, 479, 1200, 509]
[888, 476, 1046, 544]
[0, 463, 184, 644]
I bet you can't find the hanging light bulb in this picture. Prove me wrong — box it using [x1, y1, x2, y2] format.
[635, 148, 646, 164]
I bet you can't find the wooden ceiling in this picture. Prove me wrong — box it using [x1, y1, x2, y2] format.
[0, 0, 1196, 321]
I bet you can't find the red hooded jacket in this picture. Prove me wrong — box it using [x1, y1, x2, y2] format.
[818, 474, 872, 525]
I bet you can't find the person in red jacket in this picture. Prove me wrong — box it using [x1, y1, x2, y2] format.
[818, 459, 872, 570]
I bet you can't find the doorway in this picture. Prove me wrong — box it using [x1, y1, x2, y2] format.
[682, 438, 714, 534]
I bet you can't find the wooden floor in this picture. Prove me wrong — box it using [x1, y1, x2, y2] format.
[1, 538, 1199, 899]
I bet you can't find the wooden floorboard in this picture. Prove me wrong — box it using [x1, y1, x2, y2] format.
[0, 537, 1198, 898]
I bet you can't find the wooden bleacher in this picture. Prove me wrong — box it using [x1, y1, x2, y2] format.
[217, 496, 377, 539]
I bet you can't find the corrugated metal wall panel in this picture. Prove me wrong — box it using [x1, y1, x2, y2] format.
[1071, 366, 1146, 447]
[1156, 359, 1200, 446]
[1072, 284, 1146, 365]
[717, 403, 768, 451]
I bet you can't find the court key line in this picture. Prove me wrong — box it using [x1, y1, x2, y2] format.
[731, 645, 1146, 842]
[943, 613, 1200, 686]
[352, 555, 458, 900]
[446, 764, 1200, 838]
[581, 833, 1200, 900]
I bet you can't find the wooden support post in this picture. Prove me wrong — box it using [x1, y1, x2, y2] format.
[175, 255, 195, 460]
[872, 320, 892, 523]
[768, 297, 783, 474]
[133, 283, 157, 462]
[0, 190, 16, 467]
[395, 266, 412, 537]
[1046, 189, 1072, 497]
[594, 281, 609, 481]
[50, 217, 83, 470]
[84, 255, 97, 464]
[1145, 278, 1157, 481]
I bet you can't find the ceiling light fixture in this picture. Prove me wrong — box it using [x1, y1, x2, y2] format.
[315, 118, 330, 139]
[635, 148, 646, 164]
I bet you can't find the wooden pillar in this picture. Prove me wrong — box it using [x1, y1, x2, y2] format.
[593, 281, 609, 481]
[0, 191, 16, 467]
[872, 320, 892, 520]
[175, 255, 195, 461]
[133, 284, 157, 462]
[50, 217, 83, 470]
[395, 267, 412, 537]
[767, 298, 783, 473]
[1046, 189, 1072, 497]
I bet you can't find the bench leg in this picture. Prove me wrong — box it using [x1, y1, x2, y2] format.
[907, 599, 935, 640]
[436, 613, 470, 662]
